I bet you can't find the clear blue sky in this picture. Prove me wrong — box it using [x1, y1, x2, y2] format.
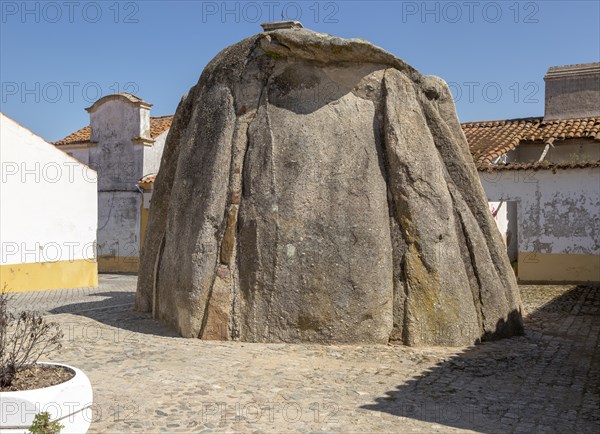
[1, 1, 599, 142]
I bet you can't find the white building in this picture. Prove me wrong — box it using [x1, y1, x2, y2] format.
[54, 94, 171, 273]
[480, 164, 599, 282]
[1, 113, 98, 291]
[465, 63, 600, 283]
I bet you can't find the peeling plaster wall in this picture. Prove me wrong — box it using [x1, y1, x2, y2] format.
[88, 100, 145, 192]
[480, 167, 600, 282]
[87, 99, 146, 272]
[52, 97, 162, 273]
[96, 190, 141, 272]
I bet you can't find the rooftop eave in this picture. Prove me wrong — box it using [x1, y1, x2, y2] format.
[133, 136, 155, 146]
[544, 62, 600, 80]
[54, 141, 96, 149]
[477, 160, 600, 172]
[85, 93, 153, 113]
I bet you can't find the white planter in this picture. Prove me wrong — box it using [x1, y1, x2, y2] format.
[0, 363, 93, 434]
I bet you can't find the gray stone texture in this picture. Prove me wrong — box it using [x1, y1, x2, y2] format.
[135, 27, 524, 345]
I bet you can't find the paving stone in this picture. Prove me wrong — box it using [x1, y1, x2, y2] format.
[6, 278, 600, 432]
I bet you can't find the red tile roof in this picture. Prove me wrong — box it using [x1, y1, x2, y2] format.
[139, 174, 156, 185]
[149, 116, 173, 139]
[477, 160, 600, 172]
[54, 115, 173, 146]
[54, 125, 91, 146]
[463, 116, 600, 164]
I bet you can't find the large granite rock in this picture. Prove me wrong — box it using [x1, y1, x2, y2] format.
[135, 26, 524, 345]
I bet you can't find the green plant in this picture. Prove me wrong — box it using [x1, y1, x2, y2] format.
[0, 285, 63, 388]
[28, 411, 64, 434]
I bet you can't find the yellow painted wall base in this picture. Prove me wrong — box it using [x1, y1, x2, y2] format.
[518, 252, 600, 283]
[98, 256, 139, 273]
[1, 259, 98, 292]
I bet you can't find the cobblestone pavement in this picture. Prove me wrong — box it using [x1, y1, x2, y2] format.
[7, 274, 136, 315]
[8, 278, 600, 433]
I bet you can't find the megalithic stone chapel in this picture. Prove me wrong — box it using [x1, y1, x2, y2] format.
[135, 22, 524, 346]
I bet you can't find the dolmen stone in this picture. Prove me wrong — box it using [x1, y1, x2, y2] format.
[135, 25, 524, 345]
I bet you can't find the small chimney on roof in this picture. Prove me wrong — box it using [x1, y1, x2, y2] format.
[260, 20, 303, 31]
[544, 62, 600, 120]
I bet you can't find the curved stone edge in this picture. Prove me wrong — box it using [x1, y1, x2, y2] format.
[135, 36, 263, 337]
[418, 76, 524, 338]
[259, 28, 422, 83]
[134, 88, 196, 315]
[382, 68, 481, 346]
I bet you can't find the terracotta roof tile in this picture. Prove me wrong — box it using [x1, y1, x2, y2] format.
[149, 116, 174, 139]
[54, 125, 91, 146]
[462, 116, 600, 164]
[476, 160, 600, 172]
[139, 174, 156, 185]
[54, 116, 173, 146]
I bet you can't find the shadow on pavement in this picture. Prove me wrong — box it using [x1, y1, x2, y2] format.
[361, 285, 600, 433]
[50, 291, 179, 338]
[49, 291, 135, 313]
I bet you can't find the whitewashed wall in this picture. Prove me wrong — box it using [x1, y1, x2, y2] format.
[64, 147, 91, 166]
[85, 97, 152, 271]
[480, 167, 600, 281]
[0, 113, 98, 266]
[143, 129, 168, 177]
[96, 191, 141, 260]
